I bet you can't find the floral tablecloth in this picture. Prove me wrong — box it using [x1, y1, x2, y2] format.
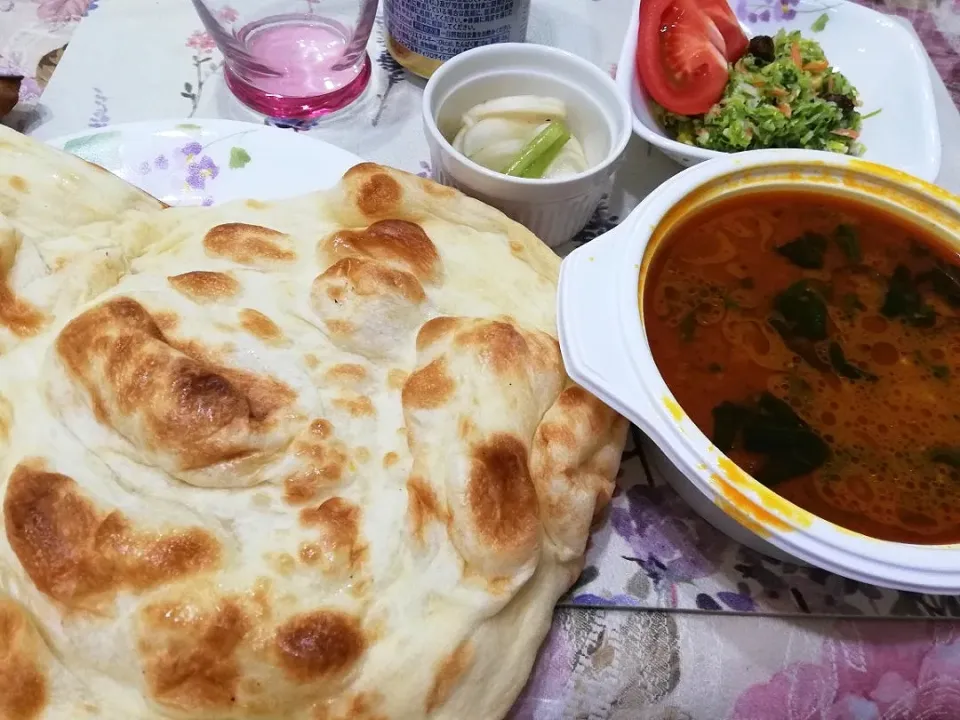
[4, 0, 960, 717]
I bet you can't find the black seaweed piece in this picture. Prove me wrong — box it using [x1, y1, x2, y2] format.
[776, 232, 828, 269]
[881, 265, 937, 328]
[771, 280, 829, 342]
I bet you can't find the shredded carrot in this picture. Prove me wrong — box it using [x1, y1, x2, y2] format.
[831, 128, 860, 139]
[750, 79, 766, 88]
[790, 42, 802, 68]
[771, 87, 789, 98]
[778, 103, 792, 118]
[803, 60, 829, 73]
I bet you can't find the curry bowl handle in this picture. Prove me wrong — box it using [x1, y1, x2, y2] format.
[557, 223, 657, 430]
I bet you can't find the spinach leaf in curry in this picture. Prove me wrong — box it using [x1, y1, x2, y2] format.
[833, 224, 862, 263]
[710, 392, 830, 486]
[921, 262, 960, 307]
[775, 231, 828, 269]
[881, 264, 937, 328]
[930, 447, 960, 470]
[827, 341, 877, 381]
[770, 280, 829, 342]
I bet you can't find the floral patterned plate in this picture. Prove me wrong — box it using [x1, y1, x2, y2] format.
[47, 118, 363, 206]
[617, 0, 942, 180]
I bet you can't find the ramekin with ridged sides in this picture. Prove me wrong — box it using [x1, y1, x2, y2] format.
[421, 43, 632, 248]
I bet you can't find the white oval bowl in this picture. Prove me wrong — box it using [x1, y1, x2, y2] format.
[558, 148, 960, 593]
[422, 43, 632, 248]
[615, 0, 942, 182]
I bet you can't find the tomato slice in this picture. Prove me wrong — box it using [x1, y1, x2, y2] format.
[699, 0, 749, 62]
[636, 0, 729, 116]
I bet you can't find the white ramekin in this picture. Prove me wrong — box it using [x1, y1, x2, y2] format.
[422, 43, 632, 248]
[558, 148, 960, 593]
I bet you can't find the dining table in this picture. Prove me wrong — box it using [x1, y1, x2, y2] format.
[4, 0, 960, 717]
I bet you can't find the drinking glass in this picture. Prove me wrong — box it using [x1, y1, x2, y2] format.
[191, 0, 379, 119]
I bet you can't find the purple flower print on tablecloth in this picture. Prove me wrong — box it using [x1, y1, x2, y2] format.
[36, 0, 90, 23]
[610, 484, 729, 586]
[508, 619, 575, 719]
[863, 1, 960, 107]
[729, 622, 960, 719]
[181, 6, 238, 117]
[88, 86, 108, 127]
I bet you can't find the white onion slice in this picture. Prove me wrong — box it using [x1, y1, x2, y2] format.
[453, 95, 589, 178]
[462, 95, 567, 125]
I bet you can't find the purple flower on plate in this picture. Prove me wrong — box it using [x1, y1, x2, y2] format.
[735, 0, 801, 24]
[134, 153, 172, 179]
[181, 141, 204, 157]
[610, 484, 728, 584]
[185, 154, 220, 190]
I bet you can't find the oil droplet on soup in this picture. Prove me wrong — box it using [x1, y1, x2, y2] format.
[643, 191, 960, 544]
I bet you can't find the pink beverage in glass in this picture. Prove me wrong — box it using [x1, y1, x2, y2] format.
[191, 0, 378, 119]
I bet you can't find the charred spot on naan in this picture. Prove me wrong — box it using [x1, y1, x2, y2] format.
[168, 271, 240, 303]
[406, 476, 446, 543]
[55, 297, 298, 480]
[343, 164, 404, 219]
[0, 597, 48, 720]
[466, 434, 540, 552]
[322, 219, 442, 284]
[138, 592, 252, 712]
[203, 223, 296, 267]
[237, 309, 286, 345]
[3, 462, 220, 608]
[425, 641, 474, 713]
[401, 358, 455, 410]
[283, 421, 350, 504]
[415, 317, 458, 351]
[273, 610, 366, 683]
[298, 497, 367, 573]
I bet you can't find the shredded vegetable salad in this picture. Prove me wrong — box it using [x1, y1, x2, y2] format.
[656, 30, 874, 155]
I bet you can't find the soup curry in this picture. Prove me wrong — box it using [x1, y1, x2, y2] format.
[644, 191, 960, 544]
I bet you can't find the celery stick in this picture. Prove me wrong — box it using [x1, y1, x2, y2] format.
[521, 133, 569, 178]
[503, 121, 571, 178]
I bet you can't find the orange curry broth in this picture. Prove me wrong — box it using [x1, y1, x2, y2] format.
[643, 191, 960, 544]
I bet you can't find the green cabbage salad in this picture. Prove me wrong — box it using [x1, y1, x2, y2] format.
[656, 30, 872, 155]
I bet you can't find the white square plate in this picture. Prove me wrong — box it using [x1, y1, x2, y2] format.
[616, 0, 942, 181]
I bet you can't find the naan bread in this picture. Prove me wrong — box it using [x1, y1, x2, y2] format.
[0, 125, 166, 355]
[0, 153, 627, 720]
